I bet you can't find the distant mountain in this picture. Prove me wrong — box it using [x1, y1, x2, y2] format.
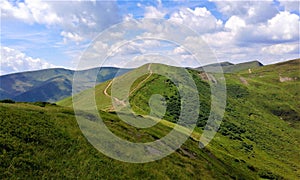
[195, 60, 263, 73]
[0, 67, 131, 102]
[205, 61, 234, 67]
[13, 75, 72, 102]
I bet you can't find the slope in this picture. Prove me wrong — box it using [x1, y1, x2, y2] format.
[128, 60, 300, 179]
[13, 75, 72, 102]
[1, 101, 255, 179]
[58, 59, 300, 179]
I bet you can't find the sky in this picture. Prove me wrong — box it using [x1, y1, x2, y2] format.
[0, 0, 299, 75]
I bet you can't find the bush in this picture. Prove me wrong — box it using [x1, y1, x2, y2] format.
[227, 84, 249, 98]
[219, 121, 246, 140]
[0, 99, 15, 103]
[242, 142, 253, 152]
[32, 102, 56, 107]
[258, 170, 282, 179]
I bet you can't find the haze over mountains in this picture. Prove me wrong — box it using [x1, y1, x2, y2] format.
[0, 67, 131, 102]
[0, 60, 264, 103]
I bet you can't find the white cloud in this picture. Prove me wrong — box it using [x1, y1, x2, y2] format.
[238, 11, 299, 42]
[225, 16, 246, 32]
[211, 1, 277, 24]
[203, 10, 299, 49]
[263, 11, 299, 41]
[93, 41, 109, 52]
[1, 0, 120, 43]
[211, 1, 252, 16]
[61, 31, 84, 44]
[144, 6, 166, 18]
[262, 43, 298, 55]
[1, 0, 299, 69]
[202, 31, 234, 48]
[123, 13, 134, 22]
[52, 1, 120, 43]
[1, 0, 61, 25]
[0, 46, 56, 75]
[169, 7, 223, 33]
[130, 54, 179, 68]
[200, 8, 299, 64]
[109, 39, 162, 57]
[173, 46, 187, 54]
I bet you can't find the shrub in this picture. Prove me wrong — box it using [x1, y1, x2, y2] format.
[0, 99, 15, 103]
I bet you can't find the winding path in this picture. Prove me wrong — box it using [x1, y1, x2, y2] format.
[103, 80, 113, 97]
[102, 64, 202, 142]
[103, 63, 152, 110]
[129, 63, 152, 96]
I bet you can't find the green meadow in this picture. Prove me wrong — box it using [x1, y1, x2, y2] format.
[1, 59, 299, 179]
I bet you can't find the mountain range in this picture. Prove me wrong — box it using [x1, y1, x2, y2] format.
[0, 67, 131, 102]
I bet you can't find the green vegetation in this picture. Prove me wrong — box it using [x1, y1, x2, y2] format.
[2, 59, 300, 179]
[1, 102, 254, 179]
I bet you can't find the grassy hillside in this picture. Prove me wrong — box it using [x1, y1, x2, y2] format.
[128, 61, 300, 179]
[2, 59, 300, 179]
[1, 102, 256, 179]
[57, 59, 300, 179]
[0, 67, 131, 102]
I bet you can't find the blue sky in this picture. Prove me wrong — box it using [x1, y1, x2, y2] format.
[1, 0, 299, 75]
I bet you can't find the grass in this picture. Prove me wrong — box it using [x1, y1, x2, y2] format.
[1, 102, 254, 179]
[4, 59, 300, 179]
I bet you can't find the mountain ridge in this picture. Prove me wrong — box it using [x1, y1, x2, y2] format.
[0, 67, 132, 102]
[195, 60, 264, 73]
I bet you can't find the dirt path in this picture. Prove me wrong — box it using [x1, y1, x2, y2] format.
[103, 63, 152, 111]
[129, 63, 152, 96]
[103, 80, 113, 97]
[103, 80, 126, 109]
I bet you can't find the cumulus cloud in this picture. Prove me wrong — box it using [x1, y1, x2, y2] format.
[1, 0, 299, 69]
[225, 16, 246, 32]
[144, 6, 166, 18]
[204, 10, 299, 46]
[173, 46, 187, 54]
[237, 11, 299, 43]
[202, 31, 234, 48]
[51, 1, 120, 42]
[0, 47, 56, 75]
[1, 0, 121, 43]
[1, 0, 61, 25]
[108, 39, 163, 59]
[61, 31, 84, 44]
[211, 1, 278, 24]
[262, 11, 299, 41]
[201, 7, 299, 64]
[262, 43, 299, 55]
[169, 7, 223, 33]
